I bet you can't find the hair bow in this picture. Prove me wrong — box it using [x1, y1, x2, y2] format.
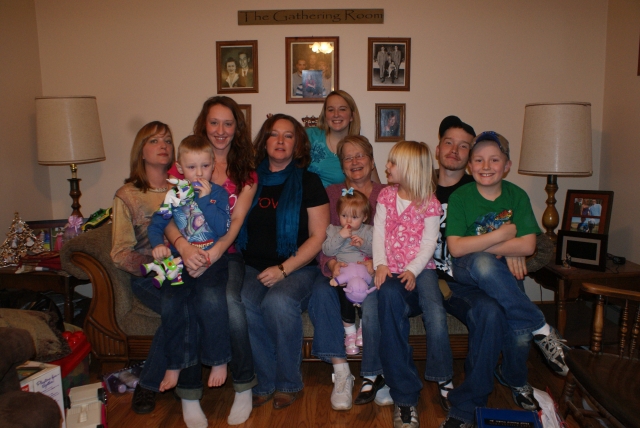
[342, 187, 354, 196]
[66, 215, 84, 232]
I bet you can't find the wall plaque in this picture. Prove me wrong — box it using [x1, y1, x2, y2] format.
[238, 9, 383, 25]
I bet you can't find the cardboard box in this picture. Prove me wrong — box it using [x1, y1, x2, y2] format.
[18, 361, 66, 428]
[476, 407, 542, 428]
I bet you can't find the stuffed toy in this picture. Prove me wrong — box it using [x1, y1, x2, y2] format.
[330, 263, 374, 305]
[140, 255, 184, 288]
[157, 178, 196, 220]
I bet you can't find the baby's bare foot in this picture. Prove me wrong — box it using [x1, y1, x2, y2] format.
[160, 369, 180, 392]
[208, 364, 227, 387]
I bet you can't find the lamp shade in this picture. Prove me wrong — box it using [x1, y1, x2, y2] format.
[519, 102, 592, 176]
[35, 96, 105, 165]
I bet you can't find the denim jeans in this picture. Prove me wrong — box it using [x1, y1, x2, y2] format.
[241, 265, 317, 395]
[377, 275, 423, 407]
[226, 253, 257, 392]
[415, 269, 453, 381]
[452, 252, 545, 335]
[131, 276, 203, 399]
[161, 254, 230, 369]
[444, 280, 531, 424]
[308, 275, 382, 376]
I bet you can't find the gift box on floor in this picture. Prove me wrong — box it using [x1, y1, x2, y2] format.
[18, 361, 66, 428]
[476, 407, 543, 428]
[50, 330, 92, 391]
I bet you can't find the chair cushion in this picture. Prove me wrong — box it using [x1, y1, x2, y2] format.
[567, 349, 640, 428]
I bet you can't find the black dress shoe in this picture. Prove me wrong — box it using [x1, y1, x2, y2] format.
[438, 381, 453, 412]
[354, 375, 385, 405]
[132, 384, 156, 414]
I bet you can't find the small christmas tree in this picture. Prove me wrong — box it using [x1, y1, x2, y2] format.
[0, 212, 45, 268]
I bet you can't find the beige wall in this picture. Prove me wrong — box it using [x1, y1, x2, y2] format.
[5, 0, 614, 296]
[601, 0, 640, 263]
[0, 0, 50, 227]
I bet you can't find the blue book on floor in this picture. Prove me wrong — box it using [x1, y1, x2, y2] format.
[476, 407, 542, 428]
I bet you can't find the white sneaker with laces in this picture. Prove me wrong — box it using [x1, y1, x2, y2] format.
[331, 370, 354, 410]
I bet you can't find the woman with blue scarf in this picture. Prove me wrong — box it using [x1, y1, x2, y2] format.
[238, 114, 329, 409]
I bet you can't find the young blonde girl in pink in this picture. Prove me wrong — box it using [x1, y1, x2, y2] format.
[373, 140, 454, 410]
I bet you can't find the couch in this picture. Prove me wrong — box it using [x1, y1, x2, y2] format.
[61, 223, 470, 372]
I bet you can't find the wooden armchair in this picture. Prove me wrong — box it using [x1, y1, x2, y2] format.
[561, 282, 640, 428]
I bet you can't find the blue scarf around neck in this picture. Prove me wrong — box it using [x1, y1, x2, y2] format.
[236, 158, 304, 257]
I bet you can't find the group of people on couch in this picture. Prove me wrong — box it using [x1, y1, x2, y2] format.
[110, 90, 568, 428]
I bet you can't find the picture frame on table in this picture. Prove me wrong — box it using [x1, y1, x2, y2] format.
[556, 230, 608, 272]
[367, 37, 411, 91]
[216, 40, 258, 94]
[286, 36, 339, 103]
[27, 219, 69, 252]
[238, 104, 251, 138]
[561, 190, 614, 235]
[375, 103, 405, 142]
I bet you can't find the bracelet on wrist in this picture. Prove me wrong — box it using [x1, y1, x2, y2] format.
[277, 264, 288, 278]
[172, 235, 185, 247]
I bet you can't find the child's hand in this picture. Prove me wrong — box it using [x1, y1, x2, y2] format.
[328, 260, 348, 278]
[398, 270, 416, 291]
[350, 235, 363, 248]
[358, 259, 375, 276]
[375, 265, 391, 289]
[339, 225, 352, 239]
[498, 223, 517, 241]
[192, 179, 211, 197]
[329, 278, 338, 287]
[152, 244, 171, 261]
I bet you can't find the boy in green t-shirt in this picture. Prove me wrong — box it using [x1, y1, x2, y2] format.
[446, 131, 568, 408]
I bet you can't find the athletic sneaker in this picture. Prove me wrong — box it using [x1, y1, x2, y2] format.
[331, 369, 354, 410]
[393, 405, 419, 428]
[534, 327, 569, 376]
[439, 415, 474, 428]
[494, 364, 539, 411]
[345, 332, 360, 355]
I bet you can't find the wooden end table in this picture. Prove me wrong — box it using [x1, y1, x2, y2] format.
[529, 259, 640, 336]
[0, 267, 90, 323]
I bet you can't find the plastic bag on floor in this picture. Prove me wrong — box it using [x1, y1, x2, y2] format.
[533, 387, 566, 428]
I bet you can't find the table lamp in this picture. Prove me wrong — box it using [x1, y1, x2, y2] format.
[519, 102, 592, 241]
[35, 96, 106, 218]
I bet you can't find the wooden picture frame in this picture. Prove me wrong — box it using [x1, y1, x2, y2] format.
[238, 104, 252, 139]
[375, 103, 405, 142]
[27, 219, 70, 252]
[561, 190, 614, 235]
[367, 38, 411, 91]
[556, 230, 608, 271]
[286, 37, 339, 103]
[216, 40, 258, 94]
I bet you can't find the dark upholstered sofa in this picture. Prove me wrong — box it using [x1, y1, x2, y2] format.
[61, 223, 469, 373]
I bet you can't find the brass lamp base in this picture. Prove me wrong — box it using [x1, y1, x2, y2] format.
[68, 163, 83, 217]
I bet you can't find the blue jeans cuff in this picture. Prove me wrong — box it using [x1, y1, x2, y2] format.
[233, 375, 258, 393]
[360, 368, 383, 377]
[311, 352, 346, 364]
[448, 407, 474, 425]
[176, 386, 203, 400]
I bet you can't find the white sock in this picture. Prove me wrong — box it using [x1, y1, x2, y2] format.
[227, 390, 252, 425]
[361, 375, 376, 392]
[438, 380, 453, 397]
[344, 324, 356, 335]
[182, 399, 207, 428]
[333, 362, 351, 376]
[533, 323, 551, 337]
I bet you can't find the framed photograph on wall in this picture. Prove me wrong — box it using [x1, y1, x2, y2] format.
[27, 219, 69, 252]
[375, 103, 405, 142]
[367, 38, 411, 91]
[238, 104, 252, 138]
[561, 190, 614, 234]
[556, 230, 608, 271]
[286, 37, 339, 103]
[216, 40, 258, 94]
